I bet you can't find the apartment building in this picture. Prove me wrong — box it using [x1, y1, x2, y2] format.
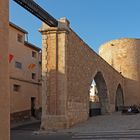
[9, 22, 42, 122]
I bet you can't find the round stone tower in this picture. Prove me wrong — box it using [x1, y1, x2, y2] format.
[99, 38, 140, 106]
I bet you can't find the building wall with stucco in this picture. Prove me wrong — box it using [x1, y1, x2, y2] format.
[0, 0, 10, 140]
[9, 23, 42, 122]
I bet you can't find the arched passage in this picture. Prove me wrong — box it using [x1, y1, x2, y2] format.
[89, 80, 100, 116]
[89, 72, 109, 116]
[115, 84, 124, 111]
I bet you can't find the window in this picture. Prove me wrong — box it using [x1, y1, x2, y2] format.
[17, 34, 23, 43]
[39, 61, 42, 65]
[15, 61, 22, 69]
[32, 73, 36, 80]
[32, 51, 37, 58]
[13, 84, 21, 92]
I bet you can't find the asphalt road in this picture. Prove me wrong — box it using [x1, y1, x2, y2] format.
[11, 131, 72, 140]
[11, 122, 72, 140]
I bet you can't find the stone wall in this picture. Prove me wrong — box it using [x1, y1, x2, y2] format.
[40, 18, 124, 130]
[99, 38, 140, 105]
[0, 0, 10, 140]
[40, 22, 68, 130]
[66, 29, 124, 127]
[11, 110, 30, 122]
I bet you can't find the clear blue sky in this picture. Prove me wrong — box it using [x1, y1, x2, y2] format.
[10, 0, 140, 53]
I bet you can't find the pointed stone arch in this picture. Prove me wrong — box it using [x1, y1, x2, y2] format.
[115, 84, 124, 111]
[93, 71, 109, 114]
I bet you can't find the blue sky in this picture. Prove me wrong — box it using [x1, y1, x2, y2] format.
[10, 0, 140, 53]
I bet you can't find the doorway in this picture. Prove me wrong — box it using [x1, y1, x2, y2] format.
[31, 97, 36, 117]
[115, 84, 124, 111]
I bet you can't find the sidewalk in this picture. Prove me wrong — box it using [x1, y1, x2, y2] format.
[11, 118, 41, 129]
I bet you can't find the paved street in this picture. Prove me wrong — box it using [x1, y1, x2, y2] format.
[11, 122, 72, 140]
[11, 131, 71, 140]
[11, 112, 140, 140]
[71, 131, 140, 139]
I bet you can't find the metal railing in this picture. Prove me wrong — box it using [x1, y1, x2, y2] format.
[13, 0, 58, 27]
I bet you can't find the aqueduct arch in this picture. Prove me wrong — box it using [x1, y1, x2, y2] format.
[89, 71, 109, 116]
[115, 84, 124, 111]
[94, 71, 109, 114]
[40, 19, 124, 130]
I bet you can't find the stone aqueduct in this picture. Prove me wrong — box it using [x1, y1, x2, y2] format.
[40, 20, 124, 130]
[1, 1, 140, 139]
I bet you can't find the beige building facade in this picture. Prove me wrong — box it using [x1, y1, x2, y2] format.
[9, 22, 42, 122]
[0, 0, 10, 140]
